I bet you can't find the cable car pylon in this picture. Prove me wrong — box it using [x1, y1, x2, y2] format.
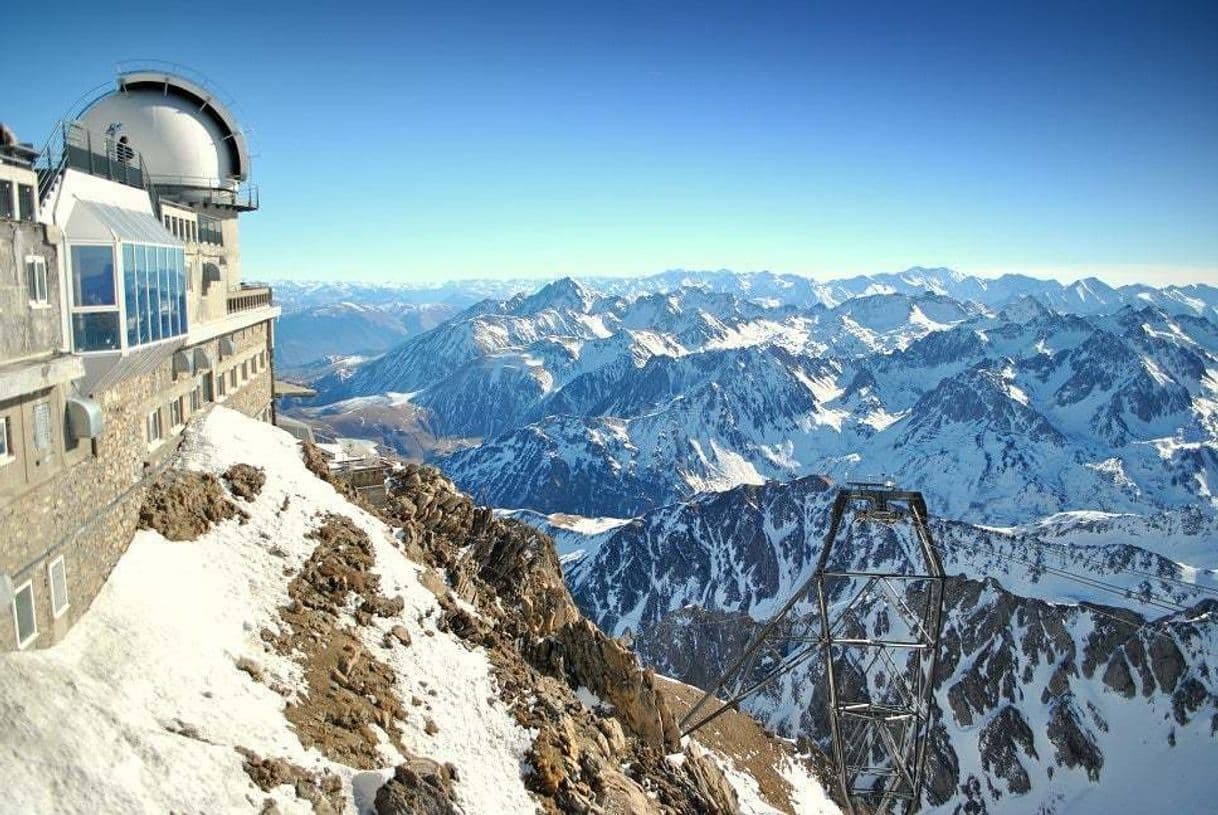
[679, 483, 947, 815]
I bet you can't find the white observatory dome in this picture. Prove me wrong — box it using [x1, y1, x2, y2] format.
[76, 70, 251, 191]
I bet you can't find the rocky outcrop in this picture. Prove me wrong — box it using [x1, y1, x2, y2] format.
[313, 457, 815, 813]
[224, 463, 266, 501]
[138, 470, 246, 540]
[236, 748, 346, 815]
[373, 759, 459, 815]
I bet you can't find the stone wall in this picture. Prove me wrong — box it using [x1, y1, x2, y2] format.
[0, 317, 275, 650]
[0, 219, 60, 363]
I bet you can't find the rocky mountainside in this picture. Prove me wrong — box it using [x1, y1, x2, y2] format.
[283, 269, 1218, 812]
[552, 477, 1218, 814]
[0, 409, 838, 815]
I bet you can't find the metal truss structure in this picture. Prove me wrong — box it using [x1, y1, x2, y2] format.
[679, 483, 947, 815]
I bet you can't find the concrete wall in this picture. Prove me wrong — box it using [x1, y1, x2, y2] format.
[0, 318, 275, 651]
[0, 219, 61, 363]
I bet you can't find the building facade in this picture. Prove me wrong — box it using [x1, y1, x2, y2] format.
[0, 66, 280, 651]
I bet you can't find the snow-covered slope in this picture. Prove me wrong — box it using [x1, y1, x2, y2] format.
[0, 409, 836, 815]
[368, 287, 1218, 522]
[0, 408, 535, 815]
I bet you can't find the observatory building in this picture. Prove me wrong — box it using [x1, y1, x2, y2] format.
[0, 65, 279, 650]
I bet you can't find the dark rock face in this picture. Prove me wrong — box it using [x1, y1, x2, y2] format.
[1102, 653, 1136, 697]
[374, 760, 459, 815]
[1046, 702, 1103, 781]
[979, 706, 1037, 794]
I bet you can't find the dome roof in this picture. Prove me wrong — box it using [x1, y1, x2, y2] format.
[76, 70, 251, 190]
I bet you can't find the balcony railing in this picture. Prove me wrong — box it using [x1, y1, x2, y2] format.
[226, 284, 273, 314]
[36, 121, 150, 202]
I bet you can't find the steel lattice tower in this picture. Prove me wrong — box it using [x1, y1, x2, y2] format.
[680, 483, 947, 815]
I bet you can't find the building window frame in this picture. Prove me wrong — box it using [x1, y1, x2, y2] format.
[146, 408, 164, 447]
[0, 415, 12, 464]
[12, 579, 37, 649]
[48, 556, 69, 619]
[0, 178, 13, 219]
[26, 256, 49, 307]
[16, 183, 35, 222]
[169, 397, 184, 430]
[32, 401, 52, 452]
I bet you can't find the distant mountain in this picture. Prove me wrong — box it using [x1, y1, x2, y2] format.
[306, 276, 1218, 522]
[274, 301, 458, 368]
[273, 269, 1218, 322]
[289, 267, 1218, 812]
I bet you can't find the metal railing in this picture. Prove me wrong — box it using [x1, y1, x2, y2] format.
[226, 284, 273, 314]
[36, 120, 146, 202]
[153, 178, 259, 210]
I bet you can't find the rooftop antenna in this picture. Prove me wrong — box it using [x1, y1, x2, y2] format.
[680, 484, 947, 815]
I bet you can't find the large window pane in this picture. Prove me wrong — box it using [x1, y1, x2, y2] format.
[137, 245, 152, 344]
[148, 246, 162, 341]
[71, 245, 116, 306]
[123, 244, 138, 347]
[158, 246, 172, 338]
[176, 249, 187, 335]
[72, 312, 120, 351]
[167, 248, 179, 337]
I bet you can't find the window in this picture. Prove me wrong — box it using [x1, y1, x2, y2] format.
[120, 243, 187, 349]
[241, 361, 249, 381]
[32, 402, 52, 452]
[71, 245, 116, 306]
[17, 184, 34, 221]
[48, 557, 69, 619]
[146, 409, 163, 444]
[199, 215, 223, 245]
[12, 580, 36, 648]
[216, 373, 227, 399]
[190, 385, 202, 412]
[0, 416, 11, 462]
[26, 256, 48, 305]
[70, 244, 120, 351]
[0, 179, 12, 219]
[169, 397, 183, 428]
[229, 368, 238, 390]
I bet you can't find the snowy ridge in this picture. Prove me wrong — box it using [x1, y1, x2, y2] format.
[364, 285, 1218, 523]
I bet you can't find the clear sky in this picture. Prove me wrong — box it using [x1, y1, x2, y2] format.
[3, 1, 1216, 286]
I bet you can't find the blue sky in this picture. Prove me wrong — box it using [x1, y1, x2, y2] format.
[4, 1, 1216, 285]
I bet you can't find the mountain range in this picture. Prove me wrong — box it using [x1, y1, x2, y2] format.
[304, 271, 1218, 525]
[287, 267, 1218, 812]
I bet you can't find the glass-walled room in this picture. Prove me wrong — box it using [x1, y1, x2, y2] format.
[69, 242, 188, 352]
